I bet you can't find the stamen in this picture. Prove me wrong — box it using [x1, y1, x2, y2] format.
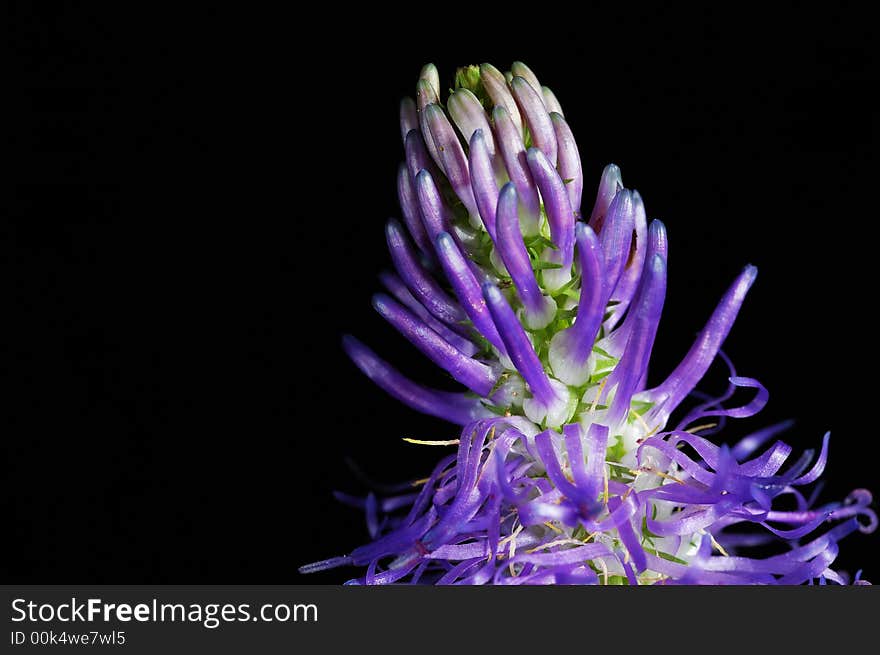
[498, 523, 524, 551]
[526, 538, 584, 553]
[629, 406, 653, 433]
[685, 422, 718, 434]
[591, 377, 609, 413]
[701, 530, 730, 557]
[595, 557, 609, 585]
[638, 466, 686, 485]
[402, 438, 461, 446]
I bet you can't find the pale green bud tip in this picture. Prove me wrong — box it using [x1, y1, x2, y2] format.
[454, 64, 491, 107]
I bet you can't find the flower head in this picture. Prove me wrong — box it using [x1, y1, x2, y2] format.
[301, 62, 876, 585]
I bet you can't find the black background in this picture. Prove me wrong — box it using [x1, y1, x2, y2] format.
[7, 6, 877, 583]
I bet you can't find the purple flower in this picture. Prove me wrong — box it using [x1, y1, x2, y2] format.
[301, 63, 876, 585]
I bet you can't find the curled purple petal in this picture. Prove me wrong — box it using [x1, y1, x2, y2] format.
[448, 88, 495, 157]
[511, 76, 557, 165]
[479, 63, 522, 132]
[589, 163, 623, 230]
[396, 162, 431, 254]
[373, 293, 497, 396]
[483, 283, 571, 425]
[492, 105, 540, 235]
[599, 189, 635, 300]
[548, 222, 605, 386]
[433, 232, 506, 353]
[731, 420, 795, 461]
[606, 252, 667, 426]
[399, 97, 418, 143]
[511, 62, 544, 102]
[551, 113, 582, 218]
[542, 87, 563, 116]
[605, 192, 649, 327]
[386, 219, 466, 330]
[422, 104, 479, 220]
[342, 336, 491, 425]
[495, 183, 556, 329]
[378, 271, 477, 357]
[468, 129, 500, 240]
[526, 146, 575, 269]
[648, 265, 758, 422]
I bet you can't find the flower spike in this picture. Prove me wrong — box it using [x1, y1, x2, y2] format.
[300, 61, 874, 586]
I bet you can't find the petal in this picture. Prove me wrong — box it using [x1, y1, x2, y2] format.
[551, 113, 582, 218]
[599, 189, 635, 300]
[511, 76, 557, 165]
[396, 162, 431, 254]
[386, 219, 466, 329]
[373, 293, 497, 395]
[548, 223, 605, 385]
[448, 88, 495, 157]
[589, 163, 623, 230]
[493, 105, 540, 235]
[483, 282, 563, 413]
[479, 62, 522, 131]
[648, 265, 758, 420]
[495, 183, 555, 329]
[526, 147, 575, 267]
[542, 86, 563, 116]
[342, 335, 491, 425]
[378, 270, 478, 357]
[434, 232, 506, 352]
[399, 97, 418, 143]
[468, 129, 500, 240]
[423, 104, 479, 220]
